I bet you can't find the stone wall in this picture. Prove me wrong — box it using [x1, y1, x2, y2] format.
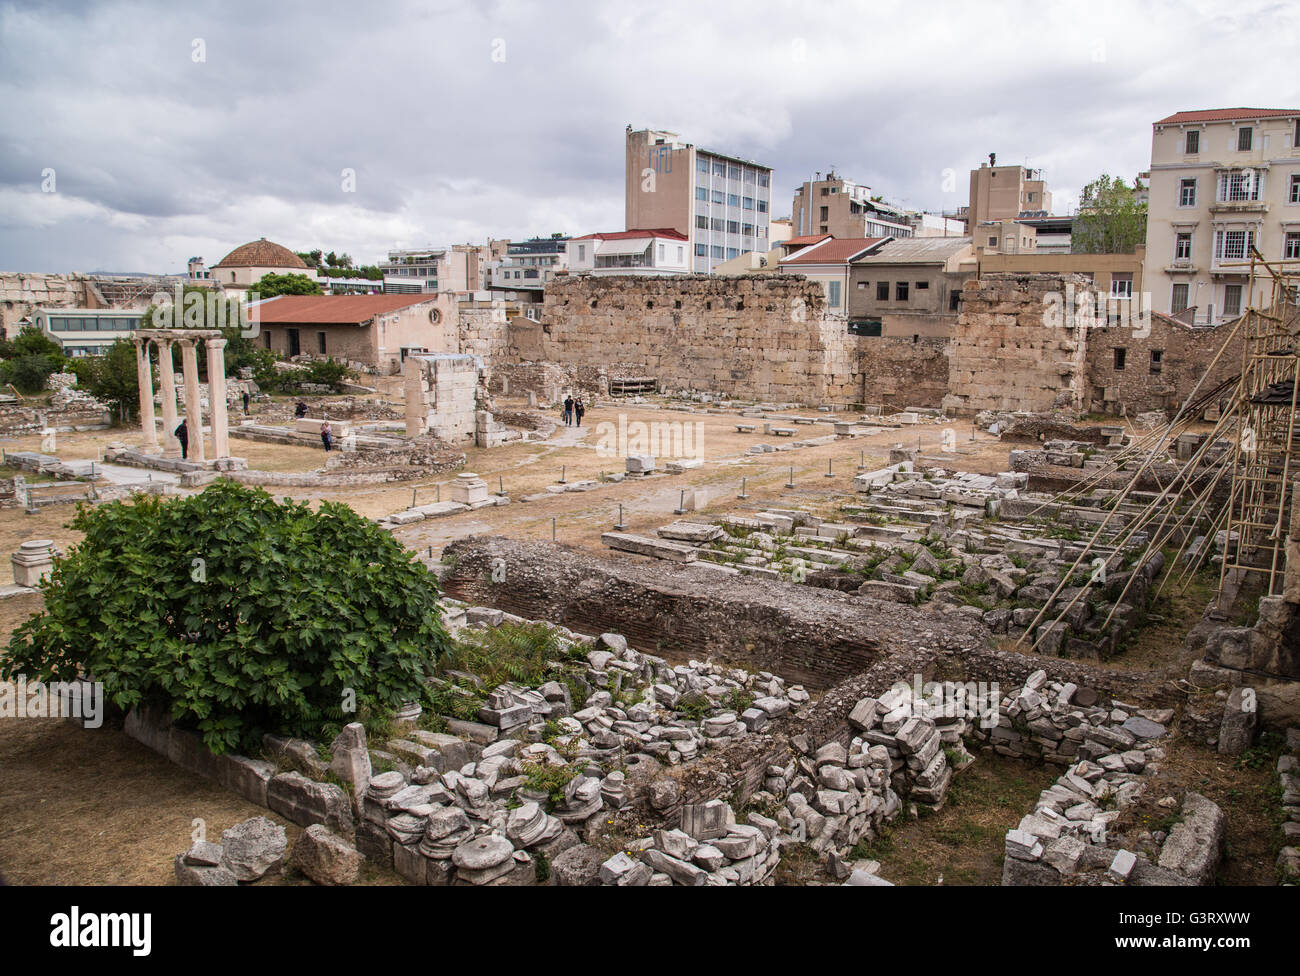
[403, 353, 482, 444]
[943, 273, 1091, 416]
[439, 535, 991, 691]
[533, 275, 843, 403]
[849, 336, 949, 409]
[1084, 315, 1241, 416]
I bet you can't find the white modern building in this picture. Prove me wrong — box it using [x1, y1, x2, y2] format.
[35, 307, 146, 357]
[567, 229, 691, 276]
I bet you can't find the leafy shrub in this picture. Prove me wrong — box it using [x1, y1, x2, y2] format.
[1, 481, 452, 754]
[440, 622, 583, 689]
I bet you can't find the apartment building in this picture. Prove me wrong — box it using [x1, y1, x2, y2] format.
[1146, 108, 1300, 324]
[791, 172, 913, 240]
[489, 234, 570, 297]
[967, 156, 1052, 231]
[624, 126, 773, 273]
[567, 229, 690, 276]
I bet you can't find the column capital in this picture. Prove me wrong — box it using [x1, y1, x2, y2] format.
[176, 336, 197, 349]
[205, 336, 228, 350]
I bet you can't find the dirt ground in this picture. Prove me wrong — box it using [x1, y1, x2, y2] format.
[0, 394, 1282, 886]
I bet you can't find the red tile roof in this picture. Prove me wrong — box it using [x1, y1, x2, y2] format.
[571, 228, 688, 242]
[1156, 108, 1299, 125]
[213, 238, 307, 269]
[781, 234, 832, 247]
[253, 294, 435, 324]
[780, 237, 888, 265]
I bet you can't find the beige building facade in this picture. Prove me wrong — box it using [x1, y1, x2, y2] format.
[1146, 108, 1300, 324]
[847, 237, 976, 338]
[967, 158, 1052, 231]
[791, 173, 912, 240]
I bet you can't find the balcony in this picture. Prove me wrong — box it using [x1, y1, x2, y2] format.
[1209, 199, 1269, 215]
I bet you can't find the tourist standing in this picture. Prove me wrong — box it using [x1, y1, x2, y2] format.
[174, 419, 189, 460]
[321, 421, 333, 452]
[242, 390, 250, 414]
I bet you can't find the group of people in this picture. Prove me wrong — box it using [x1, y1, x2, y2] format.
[562, 394, 586, 427]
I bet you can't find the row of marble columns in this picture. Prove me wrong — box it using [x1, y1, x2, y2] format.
[133, 335, 230, 461]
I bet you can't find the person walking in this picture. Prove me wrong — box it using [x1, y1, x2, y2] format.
[320, 420, 333, 452]
[563, 394, 574, 426]
[574, 397, 585, 427]
[174, 419, 189, 460]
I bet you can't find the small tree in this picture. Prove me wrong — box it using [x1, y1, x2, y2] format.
[2, 482, 452, 753]
[254, 272, 322, 298]
[1073, 173, 1148, 254]
[69, 339, 139, 419]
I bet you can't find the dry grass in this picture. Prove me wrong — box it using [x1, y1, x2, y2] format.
[855, 755, 1058, 885]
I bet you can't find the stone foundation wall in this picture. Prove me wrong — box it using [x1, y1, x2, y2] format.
[440, 536, 991, 691]
[848, 336, 949, 409]
[403, 353, 482, 444]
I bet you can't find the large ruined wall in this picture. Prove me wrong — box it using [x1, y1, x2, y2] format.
[536, 274, 839, 403]
[1084, 316, 1242, 416]
[943, 273, 1091, 416]
[457, 303, 512, 361]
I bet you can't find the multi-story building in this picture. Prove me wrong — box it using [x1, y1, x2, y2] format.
[566, 229, 690, 276]
[489, 234, 569, 297]
[791, 172, 913, 240]
[624, 127, 773, 273]
[379, 247, 444, 292]
[378, 242, 503, 295]
[967, 156, 1052, 231]
[1146, 107, 1300, 324]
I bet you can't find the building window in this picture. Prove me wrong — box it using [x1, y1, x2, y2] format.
[1238, 127, 1253, 151]
[1175, 232, 1192, 260]
[1149, 349, 1164, 374]
[1214, 229, 1255, 261]
[1295, 119, 1300, 147]
[758, 172, 769, 187]
[696, 215, 708, 229]
[876, 281, 890, 301]
[1287, 232, 1300, 260]
[318, 332, 327, 354]
[1113, 348, 1126, 370]
[819, 206, 829, 221]
[1185, 130, 1200, 154]
[1290, 174, 1300, 204]
[949, 291, 961, 312]
[728, 165, 741, 180]
[577, 245, 585, 261]
[696, 157, 709, 173]
[695, 244, 707, 257]
[712, 189, 724, 204]
[743, 196, 753, 210]
[712, 161, 726, 178]
[827, 281, 842, 308]
[988, 236, 998, 246]
[1224, 284, 1243, 316]
[710, 245, 723, 259]
[916, 280, 929, 290]
[895, 281, 909, 301]
[711, 217, 724, 231]
[695, 187, 707, 201]
[1218, 169, 1260, 202]
[727, 220, 740, 234]
[757, 200, 768, 213]
[1179, 178, 1197, 207]
[677, 246, 684, 263]
[1110, 273, 1133, 299]
[1171, 283, 1190, 313]
[727, 193, 739, 207]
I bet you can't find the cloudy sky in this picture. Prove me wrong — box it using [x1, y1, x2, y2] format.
[1, 0, 1297, 273]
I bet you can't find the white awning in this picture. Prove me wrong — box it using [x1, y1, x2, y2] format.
[596, 238, 652, 256]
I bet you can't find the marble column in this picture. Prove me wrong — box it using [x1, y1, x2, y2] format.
[204, 337, 230, 459]
[157, 339, 181, 458]
[178, 338, 206, 462]
[134, 338, 158, 452]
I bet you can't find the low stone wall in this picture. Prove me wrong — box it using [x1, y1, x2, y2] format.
[440, 536, 991, 691]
